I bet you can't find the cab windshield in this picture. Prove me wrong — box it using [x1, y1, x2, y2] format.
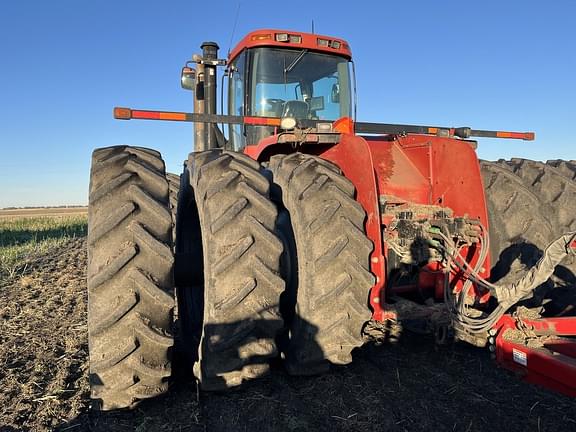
[228, 47, 353, 150]
[249, 47, 352, 120]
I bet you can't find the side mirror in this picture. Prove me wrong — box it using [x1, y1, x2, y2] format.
[331, 83, 340, 103]
[181, 66, 196, 90]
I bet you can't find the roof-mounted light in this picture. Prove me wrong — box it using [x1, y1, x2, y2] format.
[317, 38, 343, 49]
[275, 33, 302, 43]
[251, 33, 272, 41]
[275, 33, 289, 42]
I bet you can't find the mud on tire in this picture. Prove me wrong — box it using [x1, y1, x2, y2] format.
[268, 153, 374, 375]
[87, 146, 174, 410]
[547, 159, 576, 182]
[176, 150, 284, 390]
[504, 158, 576, 233]
[167, 172, 180, 243]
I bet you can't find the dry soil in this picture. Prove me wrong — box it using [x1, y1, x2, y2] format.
[0, 238, 575, 431]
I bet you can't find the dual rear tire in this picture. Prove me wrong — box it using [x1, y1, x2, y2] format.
[88, 147, 373, 408]
[175, 151, 374, 383]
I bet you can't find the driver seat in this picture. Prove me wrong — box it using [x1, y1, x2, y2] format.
[282, 100, 309, 119]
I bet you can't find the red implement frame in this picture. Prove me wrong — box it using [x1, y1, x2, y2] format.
[495, 314, 576, 397]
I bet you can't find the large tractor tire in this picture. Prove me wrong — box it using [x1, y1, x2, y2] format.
[175, 150, 284, 390]
[267, 153, 374, 375]
[480, 161, 555, 284]
[481, 160, 576, 315]
[87, 146, 174, 410]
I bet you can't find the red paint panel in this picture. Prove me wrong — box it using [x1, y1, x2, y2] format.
[243, 135, 278, 160]
[366, 138, 430, 203]
[366, 134, 491, 281]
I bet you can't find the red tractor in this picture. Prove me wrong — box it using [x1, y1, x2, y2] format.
[87, 29, 576, 410]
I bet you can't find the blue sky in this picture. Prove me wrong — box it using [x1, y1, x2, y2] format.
[0, 0, 574, 207]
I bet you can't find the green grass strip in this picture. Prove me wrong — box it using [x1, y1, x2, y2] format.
[0, 215, 87, 278]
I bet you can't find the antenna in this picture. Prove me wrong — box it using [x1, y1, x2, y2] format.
[311, 20, 315, 34]
[228, 2, 242, 56]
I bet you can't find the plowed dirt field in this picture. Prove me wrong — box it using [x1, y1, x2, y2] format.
[1, 238, 575, 431]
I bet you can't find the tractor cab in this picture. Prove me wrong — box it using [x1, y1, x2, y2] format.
[226, 30, 355, 151]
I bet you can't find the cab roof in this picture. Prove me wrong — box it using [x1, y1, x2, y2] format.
[228, 29, 352, 63]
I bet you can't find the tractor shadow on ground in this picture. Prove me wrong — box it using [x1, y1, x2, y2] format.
[56, 316, 326, 432]
[171, 316, 325, 388]
[490, 240, 576, 316]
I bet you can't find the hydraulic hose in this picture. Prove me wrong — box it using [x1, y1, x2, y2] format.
[443, 231, 576, 333]
[492, 232, 576, 307]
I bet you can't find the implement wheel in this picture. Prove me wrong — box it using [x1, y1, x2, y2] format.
[176, 150, 284, 390]
[268, 153, 373, 375]
[87, 146, 174, 410]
